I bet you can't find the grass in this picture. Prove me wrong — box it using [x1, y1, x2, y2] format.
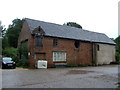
[67, 64, 78, 67]
[78, 64, 89, 67]
[116, 88, 120, 90]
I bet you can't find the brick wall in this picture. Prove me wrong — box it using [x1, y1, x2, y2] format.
[18, 21, 35, 67]
[32, 36, 93, 67]
[18, 22, 93, 68]
[18, 21, 31, 46]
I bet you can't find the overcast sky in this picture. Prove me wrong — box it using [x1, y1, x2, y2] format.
[0, 0, 119, 38]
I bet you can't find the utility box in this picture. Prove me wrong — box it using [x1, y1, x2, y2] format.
[37, 60, 47, 69]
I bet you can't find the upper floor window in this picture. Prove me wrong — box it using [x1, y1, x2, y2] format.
[53, 39, 58, 47]
[35, 36, 43, 47]
[34, 32, 43, 47]
[74, 40, 80, 48]
[97, 45, 100, 51]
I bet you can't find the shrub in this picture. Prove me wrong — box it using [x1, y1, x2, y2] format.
[116, 52, 120, 63]
[22, 56, 29, 68]
[2, 47, 18, 62]
[17, 43, 29, 68]
[16, 60, 22, 67]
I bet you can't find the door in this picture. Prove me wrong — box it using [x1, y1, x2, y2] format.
[35, 53, 46, 61]
[34, 53, 46, 68]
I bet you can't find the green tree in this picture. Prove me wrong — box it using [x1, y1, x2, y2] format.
[0, 21, 6, 37]
[2, 19, 23, 60]
[114, 35, 120, 62]
[0, 21, 9, 49]
[3, 47, 18, 62]
[2, 35, 9, 49]
[0, 21, 3, 57]
[115, 35, 120, 53]
[6, 19, 24, 48]
[0, 21, 2, 37]
[64, 22, 82, 29]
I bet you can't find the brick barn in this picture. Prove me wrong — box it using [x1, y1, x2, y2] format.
[18, 18, 116, 68]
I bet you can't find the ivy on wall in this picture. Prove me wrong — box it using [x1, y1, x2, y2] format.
[18, 40, 29, 67]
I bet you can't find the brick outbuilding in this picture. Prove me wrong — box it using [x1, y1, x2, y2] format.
[18, 18, 116, 68]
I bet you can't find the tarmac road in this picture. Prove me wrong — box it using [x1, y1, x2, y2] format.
[2, 65, 119, 88]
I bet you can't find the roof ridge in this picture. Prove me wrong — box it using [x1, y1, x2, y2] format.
[25, 18, 106, 35]
[25, 18, 84, 30]
[25, 18, 64, 27]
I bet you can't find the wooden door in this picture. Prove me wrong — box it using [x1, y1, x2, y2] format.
[35, 53, 46, 61]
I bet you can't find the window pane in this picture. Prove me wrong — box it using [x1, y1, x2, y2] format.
[53, 39, 58, 47]
[36, 37, 43, 47]
[53, 52, 66, 61]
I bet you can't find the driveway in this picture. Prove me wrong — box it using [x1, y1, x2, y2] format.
[2, 65, 118, 88]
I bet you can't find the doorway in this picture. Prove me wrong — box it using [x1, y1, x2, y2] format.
[35, 53, 46, 61]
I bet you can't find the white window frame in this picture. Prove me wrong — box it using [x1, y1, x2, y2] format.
[53, 51, 66, 62]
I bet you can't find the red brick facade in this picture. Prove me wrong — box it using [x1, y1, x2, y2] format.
[18, 21, 93, 68]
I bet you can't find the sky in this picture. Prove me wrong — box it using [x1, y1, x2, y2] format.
[0, 0, 119, 39]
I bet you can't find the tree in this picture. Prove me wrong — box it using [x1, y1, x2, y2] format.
[2, 34, 9, 49]
[64, 22, 82, 29]
[0, 21, 9, 49]
[0, 21, 2, 57]
[0, 21, 2, 37]
[6, 19, 24, 48]
[114, 35, 120, 63]
[3, 47, 18, 62]
[115, 35, 120, 53]
[2, 19, 24, 64]
[0, 21, 6, 37]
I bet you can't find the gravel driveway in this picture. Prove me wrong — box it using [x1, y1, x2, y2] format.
[2, 65, 118, 88]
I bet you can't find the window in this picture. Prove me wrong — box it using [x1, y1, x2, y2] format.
[53, 52, 66, 61]
[35, 36, 43, 47]
[74, 40, 80, 48]
[53, 39, 58, 47]
[97, 45, 100, 51]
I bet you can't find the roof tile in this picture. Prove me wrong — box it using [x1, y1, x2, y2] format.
[25, 18, 115, 45]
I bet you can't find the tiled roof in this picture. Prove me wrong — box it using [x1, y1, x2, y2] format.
[25, 18, 115, 45]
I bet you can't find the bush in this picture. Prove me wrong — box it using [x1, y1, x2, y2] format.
[17, 43, 29, 68]
[116, 52, 120, 63]
[2, 47, 18, 62]
[116, 88, 120, 90]
[16, 56, 29, 68]
[16, 60, 22, 67]
[22, 56, 29, 68]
